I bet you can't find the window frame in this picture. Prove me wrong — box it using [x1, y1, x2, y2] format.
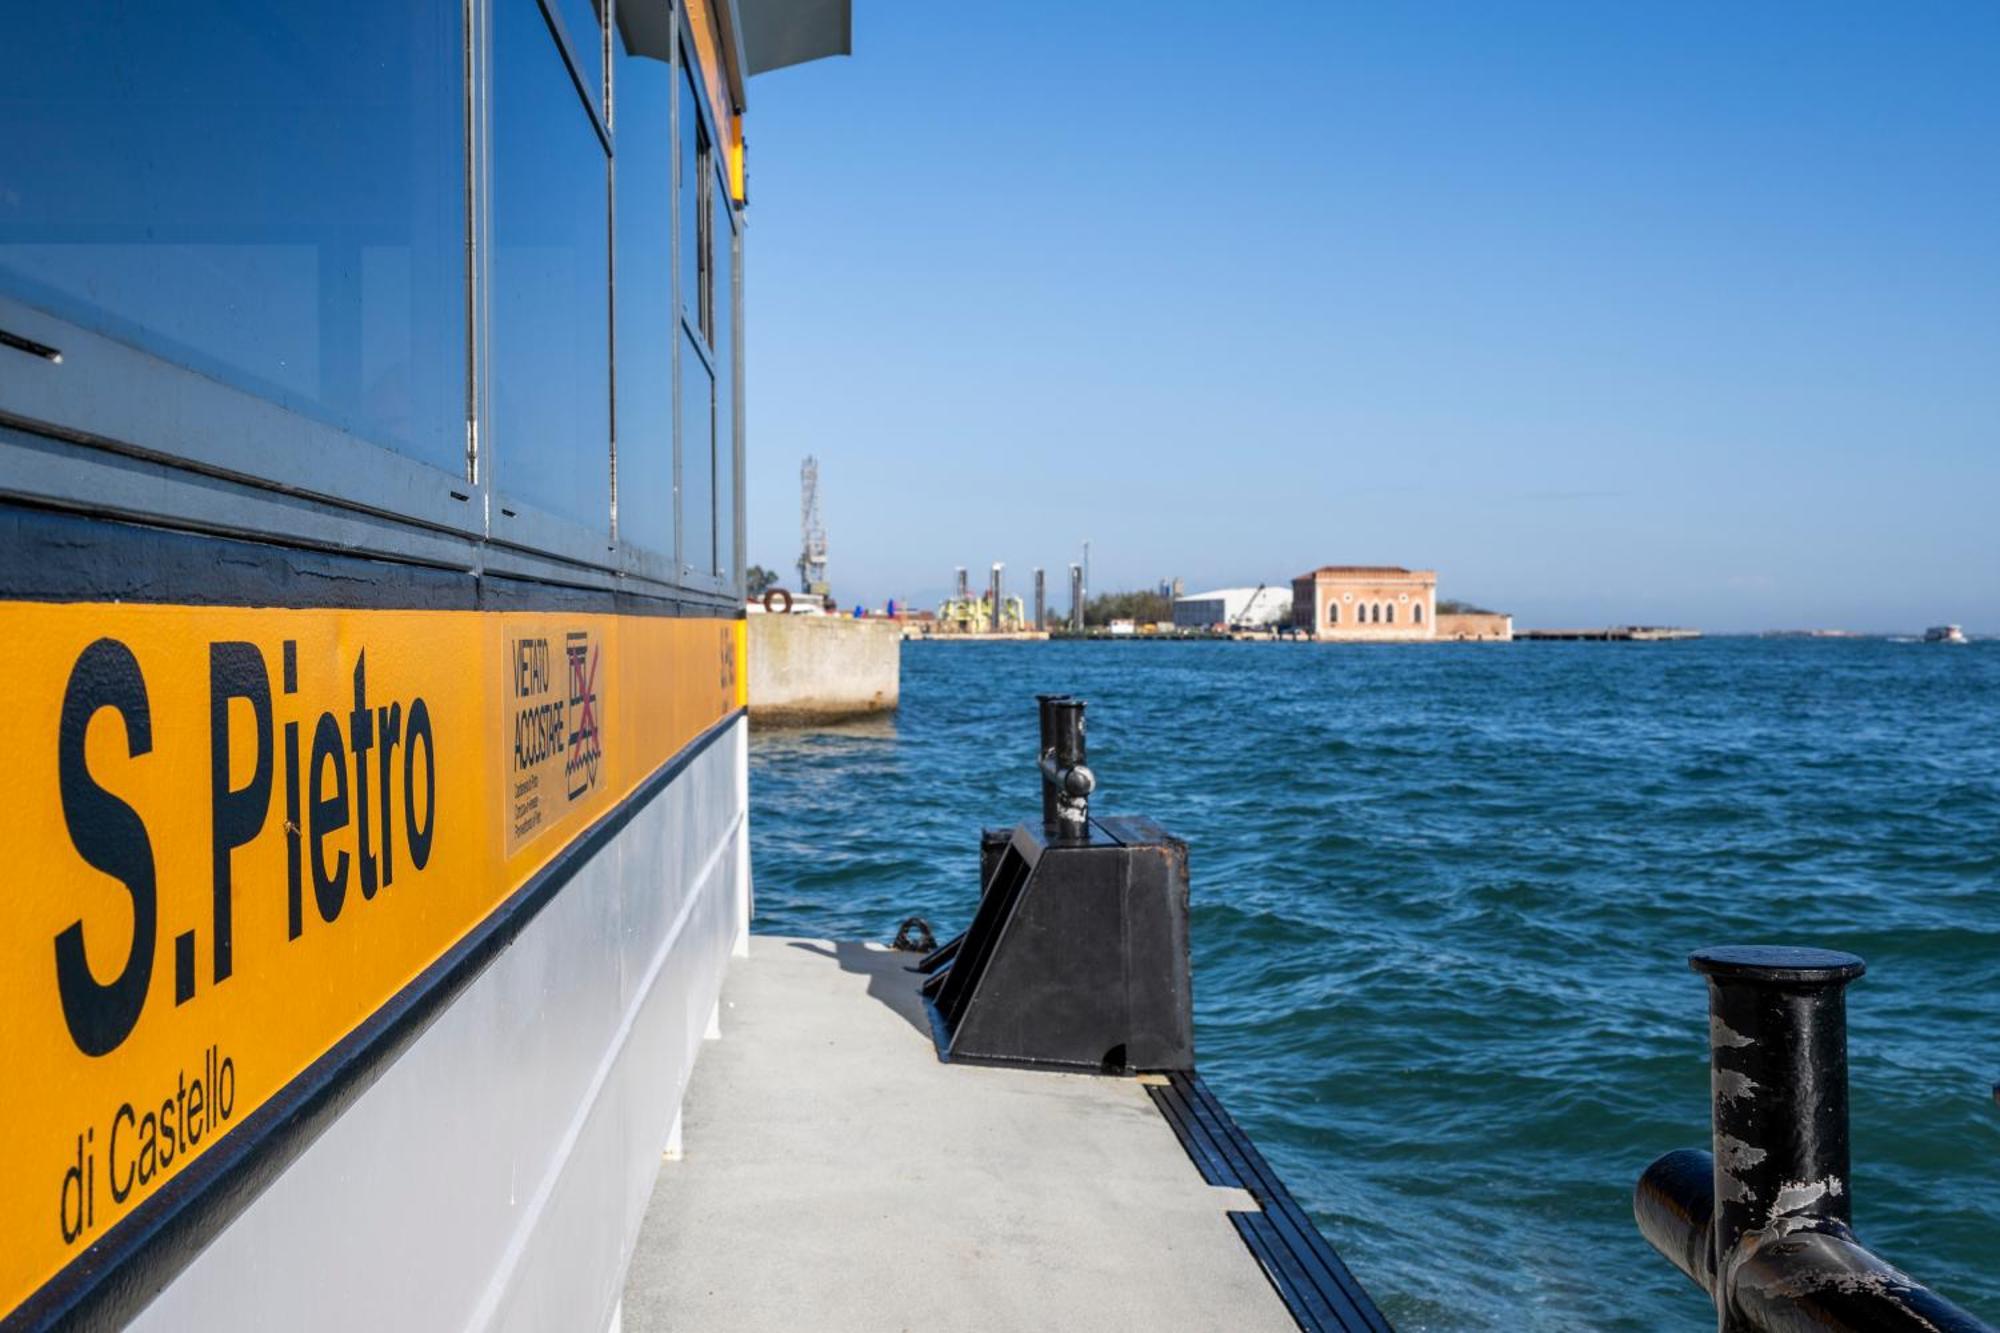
[606, 10, 682, 587]
[715, 165, 742, 590]
[0, 0, 745, 607]
[0, 292, 483, 541]
[482, 0, 619, 572]
[0, 0, 482, 545]
[669, 22, 737, 596]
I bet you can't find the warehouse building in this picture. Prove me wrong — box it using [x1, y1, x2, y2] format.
[1173, 586, 1294, 630]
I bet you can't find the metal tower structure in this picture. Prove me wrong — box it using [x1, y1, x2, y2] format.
[797, 455, 829, 595]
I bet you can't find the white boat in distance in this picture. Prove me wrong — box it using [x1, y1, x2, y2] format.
[1923, 624, 1969, 643]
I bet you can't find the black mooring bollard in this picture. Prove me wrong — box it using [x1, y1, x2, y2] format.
[1636, 945, 1995, 1333]
[923, 695, 1193, 1072]
[1035, 694, 1067, 830]
[1038, 695, 1093, 840]
[1693, 945, 1865, 1269]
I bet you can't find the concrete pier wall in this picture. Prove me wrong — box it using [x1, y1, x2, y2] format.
[748, 615, 900, 724]
[1436, 612, 1515, 641]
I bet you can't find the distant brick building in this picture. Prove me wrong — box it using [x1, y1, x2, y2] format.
[1291, 566, 1438, 639]
[1435, 611, 1513, 641]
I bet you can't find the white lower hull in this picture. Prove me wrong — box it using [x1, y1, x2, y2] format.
[134, 718, 751, 1331]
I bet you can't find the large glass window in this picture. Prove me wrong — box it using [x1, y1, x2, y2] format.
[550, 0, 606, 123]
[0, 1, 465, 475]
[612, 25, 675, 558]
[680, 331, 714, 578]
[676, 43, 725, 583]
[713, 192, 736, 586]
[493, 0, 611, 531]
[679, 66, 710, 332]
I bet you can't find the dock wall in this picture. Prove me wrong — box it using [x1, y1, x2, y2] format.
[748, 614, 900, 724]
[1436, 612, 1515, 641]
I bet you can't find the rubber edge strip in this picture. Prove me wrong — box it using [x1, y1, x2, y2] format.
[1146, 1070, 1393, 1333]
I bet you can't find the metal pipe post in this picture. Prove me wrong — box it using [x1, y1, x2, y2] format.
[1035, 694, 1066, 829]
[990, 563, 1004, 633]
[1635, 946, 1995, 1333]
[1038, 697, 1093, 840]
[1034, 568, 1046, 631]
[1692, 945, 1865, 1280]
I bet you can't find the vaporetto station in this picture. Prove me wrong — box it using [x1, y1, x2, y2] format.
[0, 1, 846, 1325]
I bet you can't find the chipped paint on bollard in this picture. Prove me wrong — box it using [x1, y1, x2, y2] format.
[1635, 946, 1994, 1333]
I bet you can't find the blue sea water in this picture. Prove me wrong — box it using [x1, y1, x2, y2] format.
[746, 638, 2000, 1330]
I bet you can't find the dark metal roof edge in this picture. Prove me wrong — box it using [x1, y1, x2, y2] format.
[740, 0, 852, 78]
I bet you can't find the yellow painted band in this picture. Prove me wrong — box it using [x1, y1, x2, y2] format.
[0, 603, 742, 1312]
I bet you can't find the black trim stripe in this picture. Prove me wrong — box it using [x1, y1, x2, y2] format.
[6, 708, 746, 1333]
[0, 502, 742, 619]
[1148, 1071, 1392, 1333]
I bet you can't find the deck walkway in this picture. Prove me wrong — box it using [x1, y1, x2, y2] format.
[622, 935, 1300, 1332]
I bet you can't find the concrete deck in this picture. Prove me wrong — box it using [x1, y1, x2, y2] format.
[623, 936, 1296, 1332]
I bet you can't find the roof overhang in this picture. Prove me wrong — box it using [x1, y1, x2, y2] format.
[736, 0, 852, 77]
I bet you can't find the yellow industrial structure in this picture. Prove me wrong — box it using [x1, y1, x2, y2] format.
[937, 592, 1029, 634]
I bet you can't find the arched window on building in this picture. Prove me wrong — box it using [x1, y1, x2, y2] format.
[1371, 603, 1381, 624]
[1387, 604, 1396, 625]
[1327, 602, 1339, 625]
[1415, 603, 1424, 625]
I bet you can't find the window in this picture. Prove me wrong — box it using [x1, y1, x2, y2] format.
[675, 44, 729, 584]
[1415, 604, 1424, 624]
[612, 23, 675, 558]
[1387, 604, 1396, 625]
[1372, 604, 1382, 624]
[1327, 602, 1339, 626]
[0, 1, 465, 475]
[680, 66, 709, 332]
[680, 329, 714, 577]
[550, 0, 606, 121]
[492, 0, 611, 531]
[712, 189, 736, 586]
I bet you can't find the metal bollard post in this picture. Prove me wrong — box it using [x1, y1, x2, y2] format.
[1636, 945, 1995, 1333]
[1693, 944, 1865, 1291]
[1038, 696, 1093, 840]
[1035, 694, 1067, 829]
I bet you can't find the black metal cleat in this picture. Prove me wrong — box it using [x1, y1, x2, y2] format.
[921, 696, 1194, 1074]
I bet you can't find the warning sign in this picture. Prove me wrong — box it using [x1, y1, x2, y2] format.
[506, 628, 606, 856]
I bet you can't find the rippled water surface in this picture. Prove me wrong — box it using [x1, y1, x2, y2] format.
[747, 638, 2000, 1330]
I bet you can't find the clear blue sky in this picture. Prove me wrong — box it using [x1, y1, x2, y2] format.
[741, 1, 1999, 633]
